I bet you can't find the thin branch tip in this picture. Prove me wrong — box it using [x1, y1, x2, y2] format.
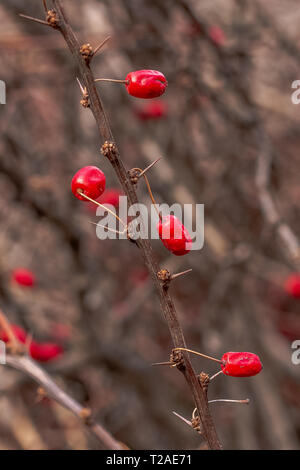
[19, 13, 49, 27]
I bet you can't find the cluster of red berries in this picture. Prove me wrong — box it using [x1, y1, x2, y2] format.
[0, 324, 63, 362]
[73, 67, 263, 380]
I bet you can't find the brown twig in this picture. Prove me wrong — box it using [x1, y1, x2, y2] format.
[4, 354, 126, 450]
[26, 0, 221, 449]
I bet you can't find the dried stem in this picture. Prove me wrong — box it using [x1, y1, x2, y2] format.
[208, 398, 250, 405]
[4, 354, 126, 450]
[39, 0, 221, 449]
[173, 348, 223, 364]
[94, 78, 127, 84]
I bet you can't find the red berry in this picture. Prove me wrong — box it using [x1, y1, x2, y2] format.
[0, 324, 27, 343]
[125, 70, 168, 99]
[51, 323, 71, 341]
[157, 215, 192, 256]
[97, 188, 123, 208]
[85, 188, 123, 213]
[209, 26, 226, 45]
[12, 268, 35, 287]
[30, 342, 63, 362]
[135, 100, 167, 120]
[71, 166, 106, 201]
[284, 274, 300, 299]
[130, 267, 149, 286]
[221, 352, 263, 377]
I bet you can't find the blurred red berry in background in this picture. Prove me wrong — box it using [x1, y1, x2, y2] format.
[12, 268, 35, 287]
[30, 342, 63, 362]
[135, 100, 167, 121]
[0, 324, 27, 343]
[285, 274, 300, 299]
[129, 267, 149, 286]
[85, 188, 123, 213]
[51, 323, 71, 341]
[209, 26, 226, 45]
[97, 188, 123, 208]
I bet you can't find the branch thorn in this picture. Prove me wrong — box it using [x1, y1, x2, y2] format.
[19, 13, 49, 27]
[93, 36, 111, 58]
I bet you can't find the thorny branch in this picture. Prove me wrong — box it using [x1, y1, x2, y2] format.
[19, 0, 222, 449]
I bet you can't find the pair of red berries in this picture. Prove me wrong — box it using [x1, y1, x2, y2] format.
[0, 325, 63, 362]
[72, 167, 192, 256]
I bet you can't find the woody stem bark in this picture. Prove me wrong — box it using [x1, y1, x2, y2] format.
[50, 0, 221, 450]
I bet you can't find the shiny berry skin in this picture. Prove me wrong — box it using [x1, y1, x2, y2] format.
[30, 342, 63, 362]
[12, 268, 35, 287]
[157, 215, 192, 256]
[135, 100, 167, 120]
[71, 166, 106, 201]
[221, 352, 263, 377]
[0, 324, 27, 343]
[284, 274, 300, 299]
[125, 70, 167, 99]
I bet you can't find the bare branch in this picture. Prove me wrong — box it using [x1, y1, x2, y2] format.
[4, 354, 126, 450]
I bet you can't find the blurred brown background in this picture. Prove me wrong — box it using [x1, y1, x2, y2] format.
[0, 0, 299, 450]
